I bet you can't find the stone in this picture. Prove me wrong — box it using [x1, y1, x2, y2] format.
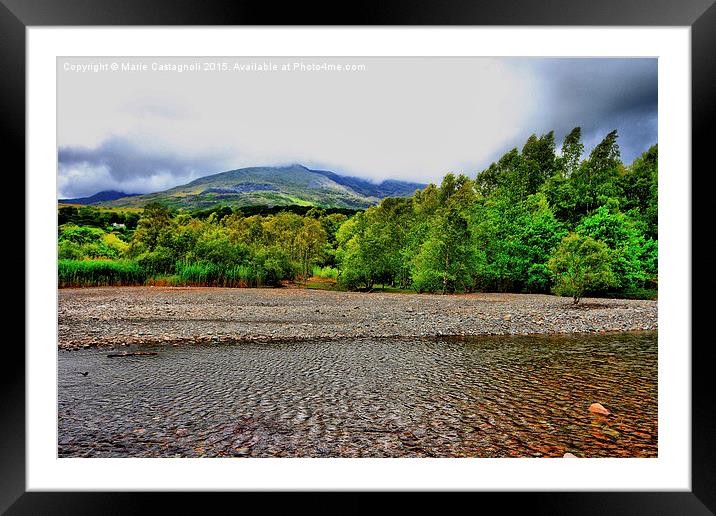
[588, 403, 610, 415]
[600, 426, 620, 439]
[563, 452, 577, 458]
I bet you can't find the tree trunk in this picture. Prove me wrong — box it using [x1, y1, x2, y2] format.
[443, 250, 450, 295]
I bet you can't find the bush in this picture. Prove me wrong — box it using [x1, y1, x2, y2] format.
[525, 263, 552, 293]
[547, 233, 615, 303]
[58, 240, 85, 260]
[254, 248, 296, 286]
[137, 247, 177, 275]
[58, 225, 105, 245]
[191, 236, 251, 268]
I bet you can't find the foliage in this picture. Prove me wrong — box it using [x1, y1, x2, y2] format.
[57, 129, 658, 298]
[136, 247, 177, 275]
[547, 233, 615, 303]
[411, 209, 475, 293]
[312, 266, 339, 279]
[575, 206, 653, 290]
[58, 205, 141, 229]
[469, 194, 566, 292]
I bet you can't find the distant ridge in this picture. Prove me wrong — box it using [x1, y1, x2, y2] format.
[59, 190, 141, 205]
[99, 165, 426, 210]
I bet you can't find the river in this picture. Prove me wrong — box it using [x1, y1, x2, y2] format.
[58, 331, 657, 458]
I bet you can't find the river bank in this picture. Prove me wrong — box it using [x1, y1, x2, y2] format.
[58, 287, 657, 350]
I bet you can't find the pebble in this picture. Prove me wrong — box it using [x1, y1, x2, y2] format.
[588, 403, 611, 415]
[58, 288, 658, 350]
[58, 331, 657, 459]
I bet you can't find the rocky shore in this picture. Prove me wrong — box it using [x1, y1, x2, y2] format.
[57, 287, 657, 350]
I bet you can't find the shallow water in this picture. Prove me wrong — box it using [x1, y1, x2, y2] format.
[58, 331, 657, 458]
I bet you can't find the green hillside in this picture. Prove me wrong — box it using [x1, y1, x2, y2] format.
[100, 165, 425, 210]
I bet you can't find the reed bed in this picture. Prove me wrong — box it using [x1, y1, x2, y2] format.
[58, 259, 281, 288]
[58, 259, 147, 287]
[311, 265, 339, 280]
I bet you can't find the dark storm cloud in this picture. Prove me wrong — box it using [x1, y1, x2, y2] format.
[57, 136, 233, 197]
[536, 58, 657, 161]
[482, 58, 658, 169]
[58, 136, 225, 181]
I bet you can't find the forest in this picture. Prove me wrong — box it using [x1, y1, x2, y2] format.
[58, 127, 658, 302]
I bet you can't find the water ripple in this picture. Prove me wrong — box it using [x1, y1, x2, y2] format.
[58, 331, 657, 458]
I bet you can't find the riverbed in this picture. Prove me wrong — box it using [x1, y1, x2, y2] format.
[58, 287, 658, 349]
[58, 331, 657, 458]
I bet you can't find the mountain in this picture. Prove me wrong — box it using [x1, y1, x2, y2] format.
[59, 190, 141, 205]
[99, 165, 426, 210]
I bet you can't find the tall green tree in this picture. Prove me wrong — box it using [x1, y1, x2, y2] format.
[620, 144, 658, 239]
[412, 208, 474, 293]
[520, 131, 556, 195]
[559, 126, 584, 178]
[132, 202, 172, 252]
[475, 148, 521, 197]
[572, 130, 623, 214]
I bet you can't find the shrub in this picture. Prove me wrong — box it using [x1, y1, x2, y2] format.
[137, 247, 177, 275]
[58, 240, 85, 260]
[255, 249, 296, 286]
[547, 233, 615, 303]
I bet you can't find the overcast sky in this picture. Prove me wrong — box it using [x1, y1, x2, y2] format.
[57, 57, 657, 198]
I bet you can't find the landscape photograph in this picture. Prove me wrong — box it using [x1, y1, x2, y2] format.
[57, 56, 658, 459]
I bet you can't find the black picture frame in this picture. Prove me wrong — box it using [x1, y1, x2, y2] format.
[4, 0, 714, 512]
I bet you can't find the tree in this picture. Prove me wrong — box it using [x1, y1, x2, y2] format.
[412, 209, 475, 294]
[588, 129, 621, 174]
[521, 131, 556, 194]
[58, 205, 79, 225]
[475, 148, 521, 197]
[572, 130, 622, 214]
[133, 202, 172, 252]
[335, 214, 374, 290]
[576, 206, 652, 290]
[559, 127, 584, 178]
[620, 144, 658, 239]
[547, 233, 615, 303]
[295, 217, 327, 279]
[470, 194, 565, 293]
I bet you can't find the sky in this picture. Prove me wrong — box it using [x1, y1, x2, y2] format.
[57, 57, 657, 199]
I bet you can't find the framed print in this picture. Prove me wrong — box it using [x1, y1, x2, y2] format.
[4, 0, 714, 512]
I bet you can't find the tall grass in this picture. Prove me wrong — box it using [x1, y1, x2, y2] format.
[58, 259, 291, 288]
[311, 265, 338, 280]
[58, 259, 147, 287]
[175, 262, 258, 287]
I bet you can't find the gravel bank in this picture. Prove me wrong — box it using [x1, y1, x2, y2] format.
[57, 287, 657, 350]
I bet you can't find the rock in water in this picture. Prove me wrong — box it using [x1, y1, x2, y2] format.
[588, 403, 610, 415]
